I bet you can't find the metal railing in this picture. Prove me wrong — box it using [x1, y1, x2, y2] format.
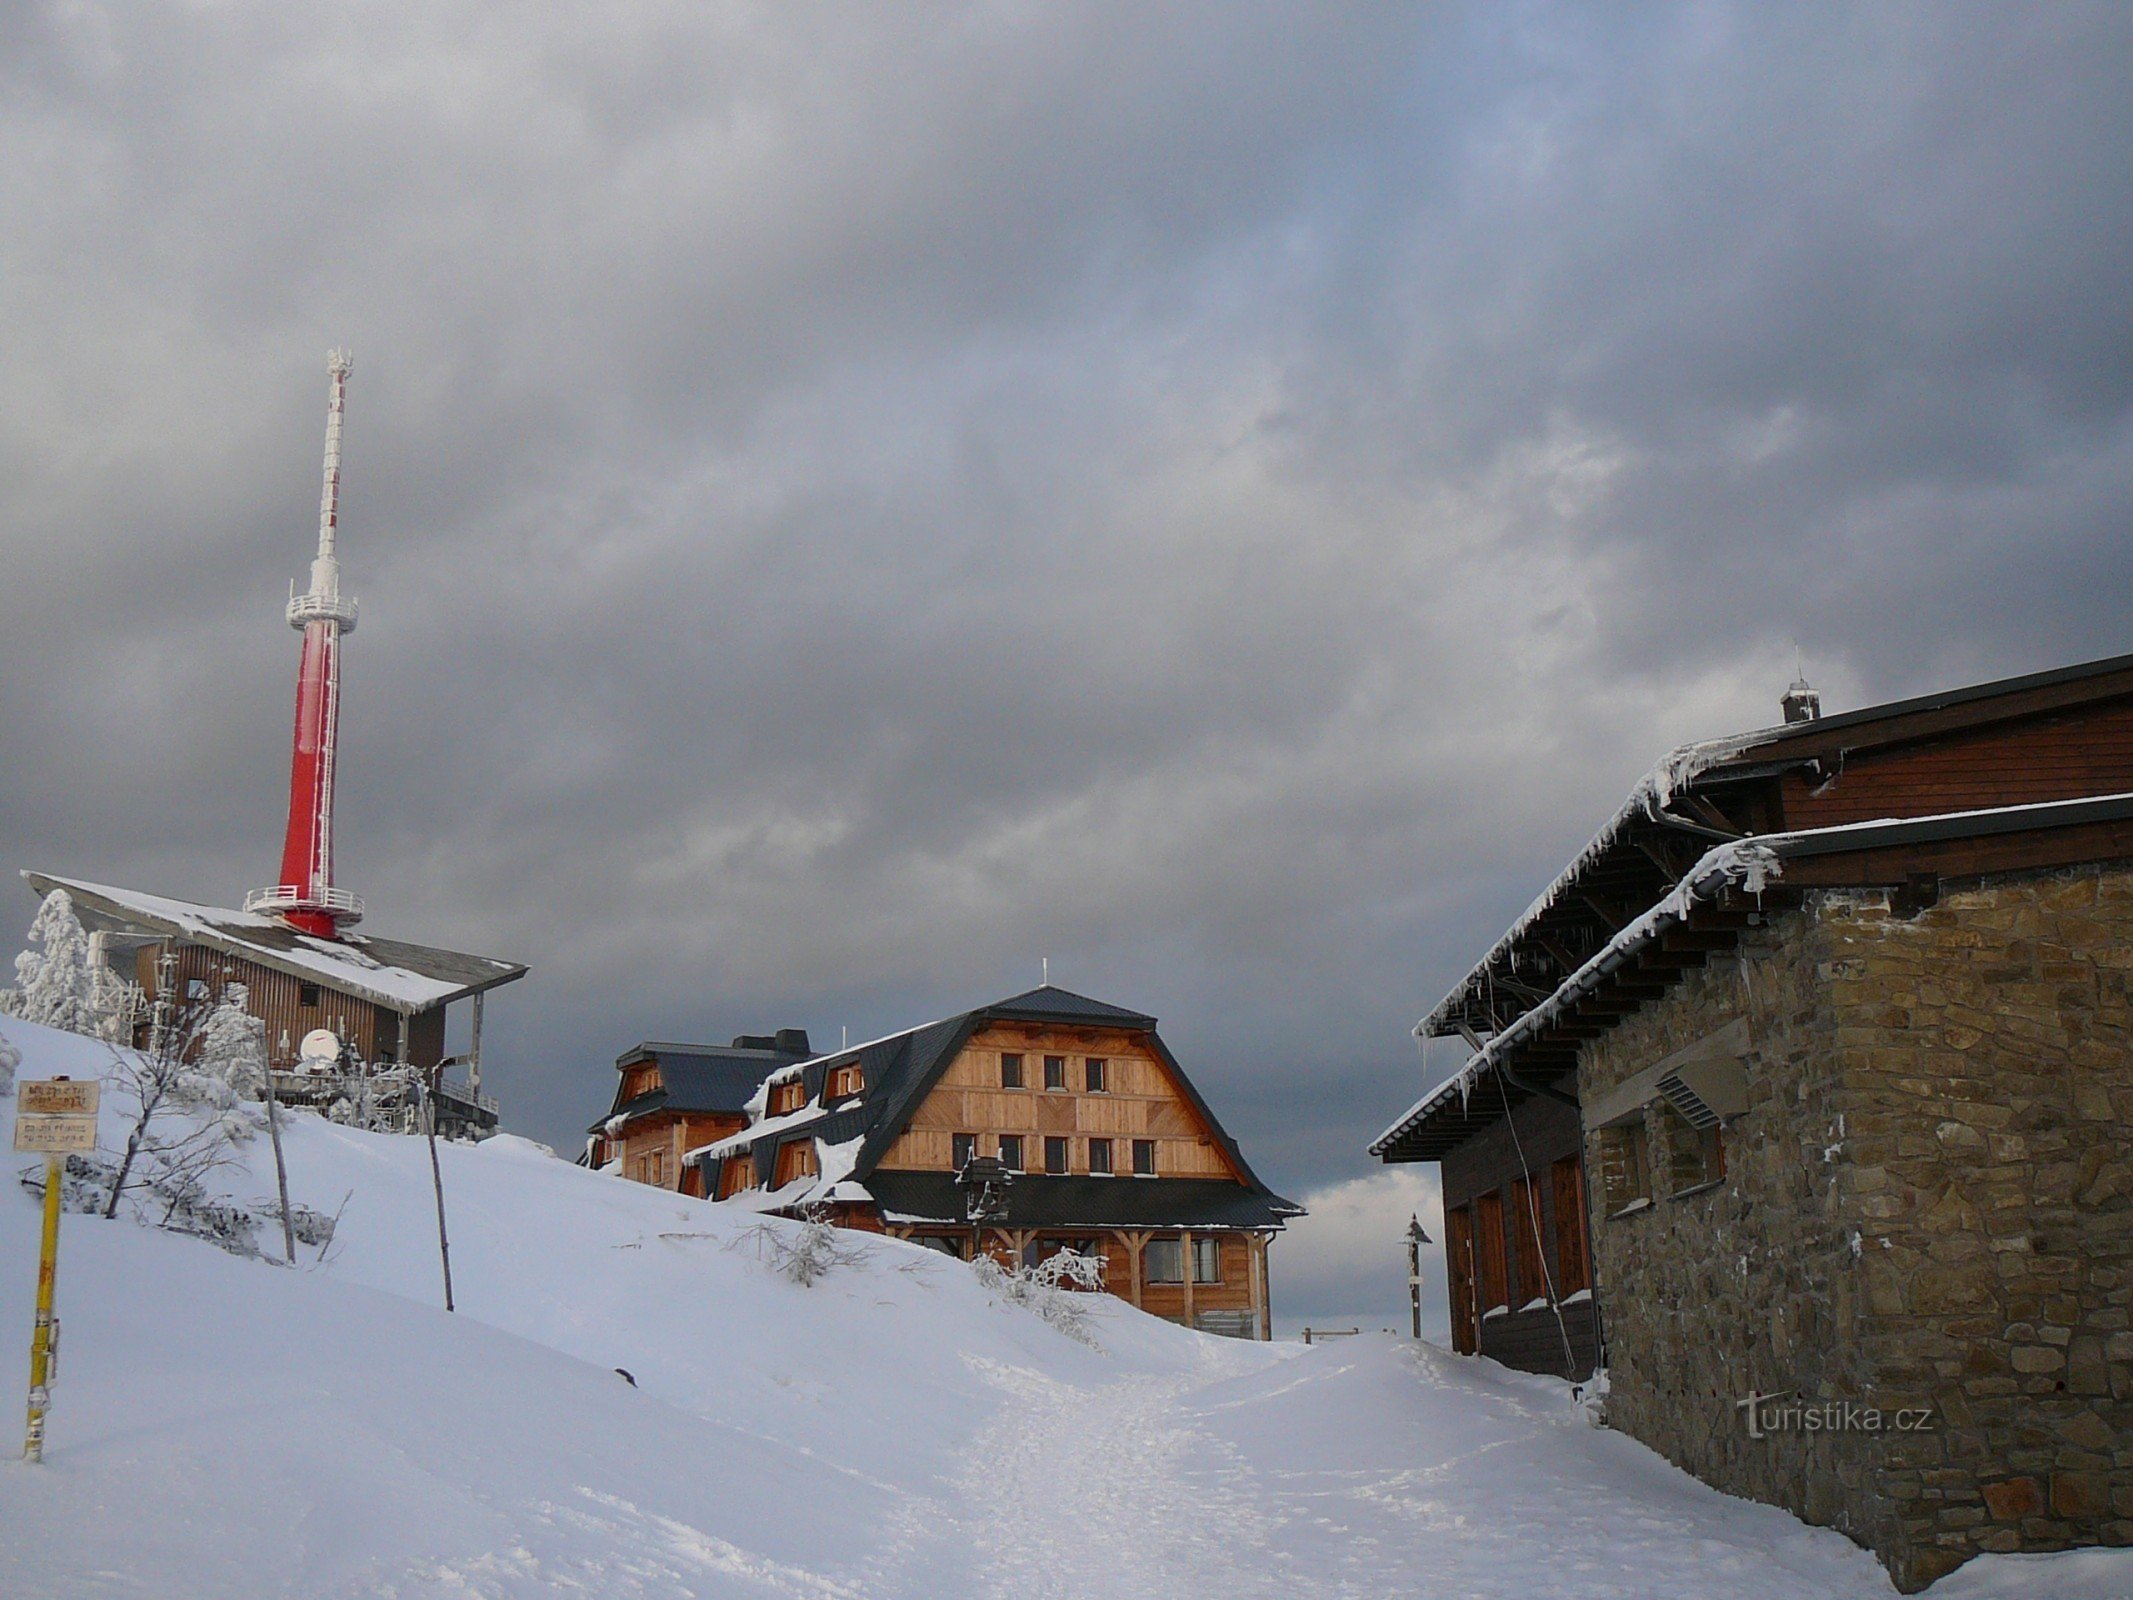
[243, 883, 366, 920]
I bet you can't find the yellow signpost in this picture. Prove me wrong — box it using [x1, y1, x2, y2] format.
[14, 1077, 99, 1463]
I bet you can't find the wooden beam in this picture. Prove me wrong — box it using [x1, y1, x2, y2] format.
[1181, 1231, 1196, 1330]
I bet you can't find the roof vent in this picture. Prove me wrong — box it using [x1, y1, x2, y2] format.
[774, 1028, 812, 1055]
[1781, 675, 1821, 724]
[731, 1034, 776, 1052]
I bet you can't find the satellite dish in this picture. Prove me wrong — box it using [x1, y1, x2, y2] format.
[298, 1028, 343, 1072]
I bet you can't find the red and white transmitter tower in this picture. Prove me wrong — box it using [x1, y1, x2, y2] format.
[246, 349, 366, 939]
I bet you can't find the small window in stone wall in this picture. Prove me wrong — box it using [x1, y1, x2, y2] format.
[1664, 1106, 1725, 1195]
[1597, 1121, 1651, 1215]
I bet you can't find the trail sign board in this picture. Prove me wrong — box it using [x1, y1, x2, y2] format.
[14, 1117, 98, 1153]
[19, 1080, 98, 1116]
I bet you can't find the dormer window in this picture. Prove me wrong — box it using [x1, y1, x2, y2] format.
[769, 1081, 807, 1116]
[827, 1063, 864, 1098]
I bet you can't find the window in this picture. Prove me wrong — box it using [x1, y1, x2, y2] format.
[1597, 1120, 1652, 1214]
[1475, 1190, 1509, 1313]
[952, 1132, 976, 1170]
[915, 1234, 966, 1258]
[1088, 1137, 1113, 1175]
[1043, 1055, 1067, 1090]
[1552, 1155, 1590, 1296]
[299, 982, 321, 1008]
[770, 1081, 807, 1116]
[997, 1133, 1024, 1171]
[1000, 1052, 1025, 1089]
[1511, 1176, 1545, 1305]
[1043, 1135, 1069, 1174]
[1144, 1238, 1184, 1283]
[1131, 1139, 1156, 1176]
[717, 1157, 752, 1199]
[1666, 1106, 1726, 1195]
[774, 1141, 817, 1186]
[1084, 1057, 1107, 1093]
[1192, 1236, 1222, 1284]
[1444, 1205, 1477, 1353]
[826, 1063, 864, 1098]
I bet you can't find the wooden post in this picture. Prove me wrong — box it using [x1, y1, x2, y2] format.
[1248, 1233, 1268, 1341]
[1123, 1230, 1146, 1309]
[468, 991, 485, 1099]
[1181, 1230, 1196, 1330]
[422, 1069, 455, 1313]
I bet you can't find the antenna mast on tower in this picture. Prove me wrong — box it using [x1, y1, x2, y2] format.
[247, 350, 366, 938]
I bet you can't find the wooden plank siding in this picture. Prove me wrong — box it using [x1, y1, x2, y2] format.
[1777, 696, 2133, 830]
[618, 1111, 747, 1193]
[877, 1022, 1242, 1180]
[135, 942, 446, 1070]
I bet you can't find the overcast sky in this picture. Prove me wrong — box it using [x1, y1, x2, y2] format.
[4, 4, 2130, 1330]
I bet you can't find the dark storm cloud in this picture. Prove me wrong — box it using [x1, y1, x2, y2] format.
[4, 3, 2130, 1322]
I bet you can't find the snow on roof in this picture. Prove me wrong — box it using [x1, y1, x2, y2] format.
[1379, 790, 2133, 1154]
[27, 872, 525, 1014]
[1413, 727, 1781, 1039]
[1376, 833, 1781, 1153]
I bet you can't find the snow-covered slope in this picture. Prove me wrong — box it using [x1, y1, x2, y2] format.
[0, 1017, 2118, 1598]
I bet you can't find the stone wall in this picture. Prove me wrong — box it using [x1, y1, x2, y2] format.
[1581, 862, 2133, 1591]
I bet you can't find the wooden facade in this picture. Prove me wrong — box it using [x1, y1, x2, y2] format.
[133, 943, 445, 1071]
[695, 987, 1302, 1339]
[589, 1035, 811, 1197]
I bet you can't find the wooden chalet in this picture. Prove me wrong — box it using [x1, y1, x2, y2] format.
[1372, 650, 2133, 1587]
[588, 1031, 813, 1195]
[25, 871, 525, 1136]
[692, 985, 1303, 1339]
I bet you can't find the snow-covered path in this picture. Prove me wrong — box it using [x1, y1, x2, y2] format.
[890, 1333, 1896, 1600]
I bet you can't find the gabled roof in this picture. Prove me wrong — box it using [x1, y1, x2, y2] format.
[1416, 648, 2133, 1044]
[1375, 791, 2133, 1161]
[691, 984, 1297, 1223]
[595, 1038, 805, 1130]
[26, 872, 525, 1015]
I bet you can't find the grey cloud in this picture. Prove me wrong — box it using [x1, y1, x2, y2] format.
[3, 5, 2130, 1333]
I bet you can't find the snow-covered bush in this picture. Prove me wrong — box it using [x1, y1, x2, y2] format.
[735, 1205, 869, 1287]
[0, 1027, 19, 1096]
[972, 1248, 1108, 1347]
[6, 890, 102, 1037]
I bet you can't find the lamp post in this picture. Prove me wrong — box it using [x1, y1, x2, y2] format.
[957, 1155, 1013, 1265]
[1406, 1213, 1432, 1340]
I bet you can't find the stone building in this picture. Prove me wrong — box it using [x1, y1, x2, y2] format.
[1373, 651, 2133, 1590]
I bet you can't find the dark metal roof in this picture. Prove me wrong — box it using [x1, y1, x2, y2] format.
[691, 984, 1291, 1215]
[980, 985, 1157, 1027]
[596, 1038, 803, 1129]
[1723, 647, 2133, 757]
[864, 1171, 1302, 1231]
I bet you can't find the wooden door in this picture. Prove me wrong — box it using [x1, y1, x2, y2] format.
[1444, 1204, 1477, 1354]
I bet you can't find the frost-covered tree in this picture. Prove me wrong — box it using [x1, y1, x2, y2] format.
[103, 996, 260, 1224]
[7, 890, 101, 1037]
[197, 984, 268, 1101]
[0, 1027, 19, 1096]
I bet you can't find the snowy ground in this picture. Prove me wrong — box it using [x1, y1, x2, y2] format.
[0, 1017, 2124, 1599]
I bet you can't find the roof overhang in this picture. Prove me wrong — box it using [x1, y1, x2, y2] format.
[1375, 792, 2133, 1162]
[25, 871, 526, 1016]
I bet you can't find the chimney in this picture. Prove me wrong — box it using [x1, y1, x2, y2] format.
[1782, 675, 1822, 725]
[775, 1028, 812, 1056]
